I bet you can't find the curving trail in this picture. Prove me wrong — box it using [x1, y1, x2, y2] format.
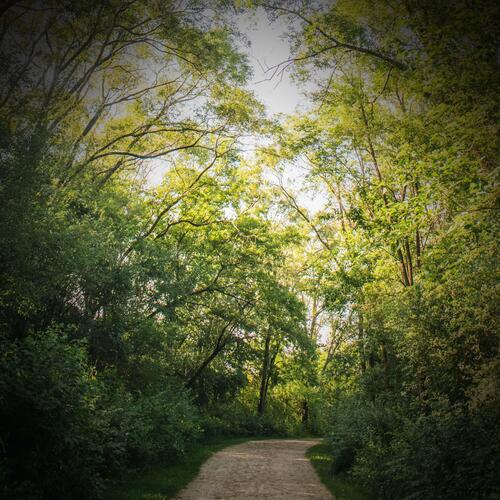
[174, 439, 333, 500]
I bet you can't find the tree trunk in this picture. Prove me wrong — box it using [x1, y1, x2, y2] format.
[358, 311, 367, 373]
[302, 400, 309, 425]
[397, 246, 411, 286]
[258, 333, 272, 414]
[309, 295, 320, 341]
[186, 323, 233, 388]
[381, 342, 390, 389]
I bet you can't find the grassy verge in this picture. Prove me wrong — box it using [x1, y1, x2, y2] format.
[105, 436, 263, 500]
[306, 442, 370, 500]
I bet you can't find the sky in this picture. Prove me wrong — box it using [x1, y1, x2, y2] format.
[148, 7, 326, 212]
[235, 8, 326, 213]
[235, 7, 304, 116]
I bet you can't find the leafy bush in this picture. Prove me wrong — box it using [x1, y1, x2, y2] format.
[200, 400, 279, 438]
[351, 407, 500, 499]
[0, 329, 105, 499]
[0, 330, 202, 499]
[106, 385, 202, 468]
[269, 382, 327, 436]
[327, 391, 500, 499]
[199, 380, 327, 439]
[327, 393, 401, 476]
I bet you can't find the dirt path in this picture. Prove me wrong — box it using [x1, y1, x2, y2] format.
[174, 439, 333, 500]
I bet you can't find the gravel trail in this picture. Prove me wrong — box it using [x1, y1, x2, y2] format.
[174, 439, 333, 500]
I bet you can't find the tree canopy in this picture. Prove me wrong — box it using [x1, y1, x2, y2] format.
[0, 1, 498, 499]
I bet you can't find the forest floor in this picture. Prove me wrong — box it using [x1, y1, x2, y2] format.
[173, 438, 333, 499]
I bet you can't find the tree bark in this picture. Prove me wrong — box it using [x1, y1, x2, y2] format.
[258, 333, 272, 414]
[358, 311, 367, 373]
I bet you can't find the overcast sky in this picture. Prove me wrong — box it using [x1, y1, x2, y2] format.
[236, 7, 305, 116]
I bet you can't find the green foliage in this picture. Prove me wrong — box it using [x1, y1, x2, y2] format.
[101, 383, 202, 469]
[1, 1, 498, 498]
[0, 330, 201, 499]
[200, 401, 281, 438]
[326, 392, 500, 499]
[271, 0, 499, 497]
[306, 442, 370, 500]
[0, 329, 105, 499]
[0, 3, 317, 497]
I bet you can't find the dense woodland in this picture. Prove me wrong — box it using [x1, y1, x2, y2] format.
[0, 1, 498, 499]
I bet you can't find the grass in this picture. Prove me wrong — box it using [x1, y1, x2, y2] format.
[105, 436, 264, 500]
[306, 442, 371, 500]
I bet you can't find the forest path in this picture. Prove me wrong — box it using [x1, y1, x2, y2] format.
[174, 439, 333, 499]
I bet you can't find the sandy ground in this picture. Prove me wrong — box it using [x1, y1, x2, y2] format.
[174, 439, 333, 500]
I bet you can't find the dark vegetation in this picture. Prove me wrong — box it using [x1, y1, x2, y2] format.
[0, 1, 498, 499]
[307, 442, 370, 500]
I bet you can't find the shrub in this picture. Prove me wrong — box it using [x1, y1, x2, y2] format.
[200, 400, 279, 438]
[0, 329, 202, 499]
[0, 328, 105, 499]
[110, 385, 202, 468]
[326, 391, 500, 499]
[353, 409, 500, 499]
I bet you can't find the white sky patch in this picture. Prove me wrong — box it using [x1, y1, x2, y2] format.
[235, 8, 326, 214]
[146, 7, 326, 214]
[235, 7, 305, 116]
